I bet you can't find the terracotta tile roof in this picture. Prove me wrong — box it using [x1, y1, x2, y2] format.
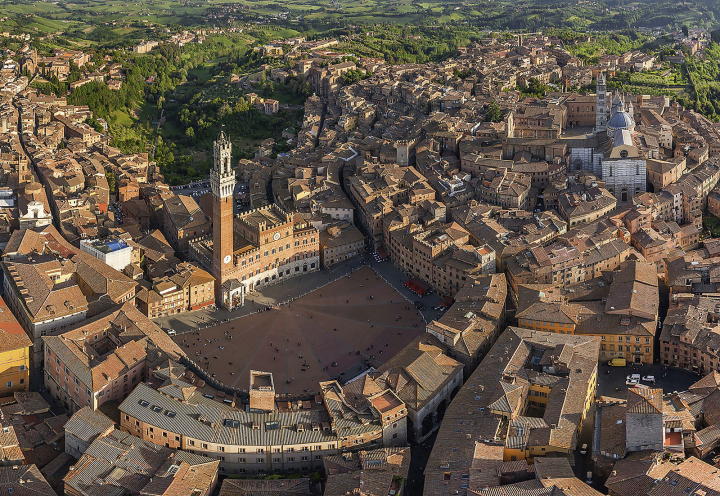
[64, 428, 218, 496]
[369, 335, 463, 412]
[647, 457, 720, 496]
[605, 458, 674, 496]
[219, 477, 312, 496]
[323, 447, 410, 496]
[4, 225, 137, 316]
[595, 399, 627, 460]
[534, 458, 575, 480]
[43, 302, 184, 392]
[424, 328, 600, 496]
[627, 388, 664, 415]
[0, 294, 31, 353]
[0, 464, 56, 495]
[0, 425, 23, 464]
[4, 256, 88, 323]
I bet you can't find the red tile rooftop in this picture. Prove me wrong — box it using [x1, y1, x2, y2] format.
[371, 391, 403, 413]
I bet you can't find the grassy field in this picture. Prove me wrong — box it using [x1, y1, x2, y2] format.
[704, 215, 720, 237]
[0, 0, 713, 32]
[110, 109, 134, 126]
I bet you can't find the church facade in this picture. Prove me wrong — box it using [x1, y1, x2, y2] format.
[190, 132, 320, 310]
[569, 73, 647, 203]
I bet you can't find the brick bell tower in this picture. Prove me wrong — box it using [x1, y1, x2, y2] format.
[210, 131, 236, 304]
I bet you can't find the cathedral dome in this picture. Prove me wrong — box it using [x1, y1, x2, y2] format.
[24, 181, 41, 195]
[608, 109, 635, 131]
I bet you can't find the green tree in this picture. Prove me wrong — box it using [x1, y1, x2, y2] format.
[486, 100, 503, 122]
[105, 171, 116, 192]
[185, 126, 196, 144]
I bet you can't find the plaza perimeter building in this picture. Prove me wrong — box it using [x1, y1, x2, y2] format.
[190, 132, 320, 309]
[119, 363, 412, 476]
[119, 365, 344, 476]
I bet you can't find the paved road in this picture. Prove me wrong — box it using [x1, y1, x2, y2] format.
[574, 404, 594, 485]
[406, 431, 437, 496]
[29, 368, 68, 417]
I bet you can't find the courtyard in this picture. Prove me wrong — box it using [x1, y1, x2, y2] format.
[172, 266, 427, 396]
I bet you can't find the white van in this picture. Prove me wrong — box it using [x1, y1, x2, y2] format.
[166, 329, 176, 336]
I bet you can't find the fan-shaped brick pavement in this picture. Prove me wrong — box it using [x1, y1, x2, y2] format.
[173, 267, 427, 395]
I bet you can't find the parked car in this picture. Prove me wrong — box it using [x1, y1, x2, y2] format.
[642, 375, 655, 383]
[586, 472, 593, 484]
[166, 329, 176, 336]
[580, 443, 588, 455]
[628, 374, 641, 381]
[413, 301, 426, 311]
[626, 378, 639, 386]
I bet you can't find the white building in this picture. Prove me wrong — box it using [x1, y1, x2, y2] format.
[602, 128, 647, 202]
[570, 89, 647, 203]
[19, 201, 52, 230]
[440, 175, 468, 197]
[79, 238, 133, 272]
[0, 187, 13, 208]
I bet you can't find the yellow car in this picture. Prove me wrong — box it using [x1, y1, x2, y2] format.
[608, 358, 627, 367]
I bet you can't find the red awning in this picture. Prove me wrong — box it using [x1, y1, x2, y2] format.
[410, 277, 430, 293]
[377, 247, 388, 259]
[404, 278, 429, 296]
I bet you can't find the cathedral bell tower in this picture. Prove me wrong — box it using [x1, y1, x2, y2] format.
[596, 72, 607, 134]
[210, 131, 236, 302]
